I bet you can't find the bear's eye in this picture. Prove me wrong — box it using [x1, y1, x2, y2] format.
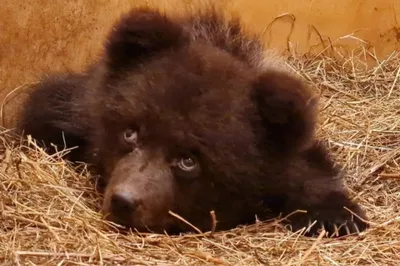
[177, 157, 197, 171]
[123, 129, 138, 145]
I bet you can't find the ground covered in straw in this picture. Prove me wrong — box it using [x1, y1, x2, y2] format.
[1, 50, 400, 265]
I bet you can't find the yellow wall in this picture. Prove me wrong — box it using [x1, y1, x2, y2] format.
[1, 0, 399, 128]
[235, 0, 399, 57]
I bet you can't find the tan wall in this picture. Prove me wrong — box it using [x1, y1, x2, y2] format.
[1, 0, 399, 128]
[235, 0, 399, 57]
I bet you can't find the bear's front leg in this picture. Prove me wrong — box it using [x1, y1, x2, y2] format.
[280, 182, 369, 237]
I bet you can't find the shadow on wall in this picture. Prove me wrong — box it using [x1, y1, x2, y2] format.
[1, 0, 399, 128]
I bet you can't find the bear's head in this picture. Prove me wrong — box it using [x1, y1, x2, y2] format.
[82, 8, 344, 234]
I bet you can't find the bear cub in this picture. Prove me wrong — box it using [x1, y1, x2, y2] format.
[18, 6, 368, 237]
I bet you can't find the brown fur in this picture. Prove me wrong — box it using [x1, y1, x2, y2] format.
[17, 7, 368, 237]
[1, 1, 396, 129]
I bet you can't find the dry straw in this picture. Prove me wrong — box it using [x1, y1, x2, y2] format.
[1, 46, 400, 265]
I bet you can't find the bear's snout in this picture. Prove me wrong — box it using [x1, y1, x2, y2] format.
[110, 190, 142, 220]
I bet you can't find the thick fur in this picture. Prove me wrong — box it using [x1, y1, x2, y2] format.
[18, 7, 368, 237]
[19, 73, 92, 162]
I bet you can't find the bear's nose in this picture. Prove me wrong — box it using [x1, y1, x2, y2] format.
[110, 192, 140, 216]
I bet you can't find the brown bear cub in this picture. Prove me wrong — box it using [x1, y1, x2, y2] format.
[18, 7, 368, 237]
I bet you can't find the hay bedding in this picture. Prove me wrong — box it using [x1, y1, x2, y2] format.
[1, 50, 400, 266]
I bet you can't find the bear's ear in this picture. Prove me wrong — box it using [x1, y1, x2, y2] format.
[252, 69, 319, 155]
[104, 7, 187, 71]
